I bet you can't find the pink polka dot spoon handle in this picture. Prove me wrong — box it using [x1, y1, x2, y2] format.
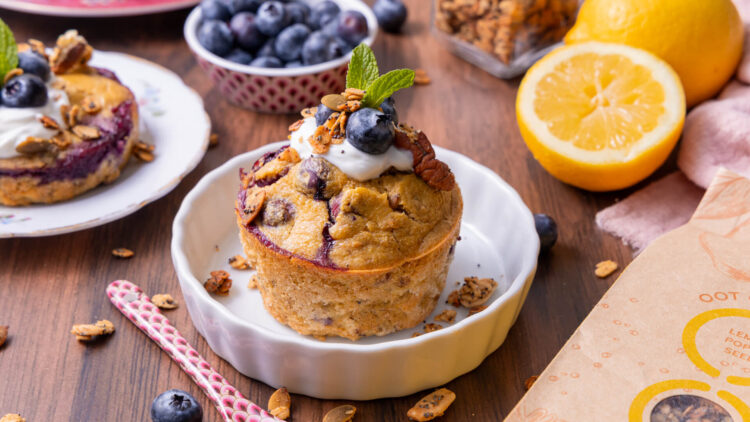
[107, 280, 284, 422]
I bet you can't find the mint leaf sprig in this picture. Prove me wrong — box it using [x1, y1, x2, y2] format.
[346, 44, 414, 109]
[0, 18, 18, 87]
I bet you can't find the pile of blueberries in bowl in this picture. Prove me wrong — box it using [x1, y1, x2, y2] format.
[195, 0, 376, 69]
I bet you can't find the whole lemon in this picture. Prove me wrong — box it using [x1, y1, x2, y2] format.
[565, 0, 743, 107]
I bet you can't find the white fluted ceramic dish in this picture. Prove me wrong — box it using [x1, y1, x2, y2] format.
[0, 51, 210, 238]
[171, 141, 539, 400]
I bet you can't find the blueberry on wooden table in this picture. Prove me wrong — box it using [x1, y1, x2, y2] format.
[374, 0, 408, 33]
[17, 51, 50, 81]
[197, 20, 234, 56]
[534, 213, 558, 252]
[346, 108, 395, 154]
[1, 74, 48, 108]
[257, 1, 291, 36]
[150, 389, 203, 422]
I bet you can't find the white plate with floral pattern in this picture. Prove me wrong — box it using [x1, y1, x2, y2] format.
[0, 51, 210, 238]
[172, 142, 539, 400]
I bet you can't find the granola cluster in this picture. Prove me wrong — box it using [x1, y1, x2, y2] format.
[289, 88, 365, 155]
[435, 0, 578, 64]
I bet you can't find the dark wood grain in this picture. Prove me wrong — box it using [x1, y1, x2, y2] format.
[0, 3, 636, 421]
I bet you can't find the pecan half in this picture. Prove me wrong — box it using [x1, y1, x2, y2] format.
[50, 30, 93, 74]
[394, 130, 456, 191]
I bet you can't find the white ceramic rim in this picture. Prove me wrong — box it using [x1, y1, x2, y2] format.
[183, 0, 378, 78]
[171, 141, 539, 352]
[0, 0, 198, 17]
[0, 51, 210, 238]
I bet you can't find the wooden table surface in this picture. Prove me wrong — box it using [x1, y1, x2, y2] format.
[0, 3, 639, 421]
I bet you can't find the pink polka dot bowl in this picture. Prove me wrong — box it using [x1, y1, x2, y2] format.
[183, 0, 378, 114]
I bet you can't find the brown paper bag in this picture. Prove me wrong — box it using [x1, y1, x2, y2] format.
[506, 169, 750, 422]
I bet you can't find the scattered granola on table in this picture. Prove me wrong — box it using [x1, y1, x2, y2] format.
[594, 260, 618, 278]
[0, 414, 25, 422]
[524, 375, 538, 390]
[151, 294, 178, 310]
[268, 387, 291, 420]
[209, 133, 219, 148]
[322, 405, 356, 422]
[228, 254, 251, 270]
[0, 325, 7, 348]
[71, 319, 115, 341]
[204, 270, 232, 295]
[414, 68, 431, 85]
[112, 247, 134, 259]
[407, 388, 456, 421]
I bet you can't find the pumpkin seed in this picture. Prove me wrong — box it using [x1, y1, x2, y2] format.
[323, 404, 356, 422]
[321, 94, 346, 111]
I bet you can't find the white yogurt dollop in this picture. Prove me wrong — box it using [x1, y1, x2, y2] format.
[290, 117, 413, 181]
[0, 78, 71, 159]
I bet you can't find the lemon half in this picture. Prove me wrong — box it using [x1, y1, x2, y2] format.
[516, 42, 685, 191]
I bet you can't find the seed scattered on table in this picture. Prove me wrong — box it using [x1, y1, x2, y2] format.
[414, 68, 431, 85]
[228, 254, 251, 270]
[524, 375, 538, 390]
[434, 309, 456, 324]
[0, 325, 8, 348]
[71, 319, 115, 341]
[323, 404, 356, 422]
[151, 294, 178, 310]
[595, 260, 618, 278]
[407, 388, 456, 421]
[204, 270, 232, 295]
[209, 133, 219, 148]
[268, 387, 291, 420]
[112, 248, 134, 259]
[0, 414, 25, 422]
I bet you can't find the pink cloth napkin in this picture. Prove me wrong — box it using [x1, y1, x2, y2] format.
[596, 0, 750, 251]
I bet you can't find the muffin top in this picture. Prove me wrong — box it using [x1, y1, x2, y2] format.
[0, 30, 135, 170]
[237, 45, 462, 270]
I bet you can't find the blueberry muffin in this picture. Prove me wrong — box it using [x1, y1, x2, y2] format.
[235, 45, 462, 340]
[0, 30, 139, 206]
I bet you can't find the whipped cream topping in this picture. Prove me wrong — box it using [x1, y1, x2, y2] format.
[289, 117, 413, 181]
[0, 78, 70, 159]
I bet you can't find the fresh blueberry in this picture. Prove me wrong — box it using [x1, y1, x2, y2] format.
[285, 2, 310, 24]
[150, 389, 203, 422]
[197, 19, 234, 56]
[228, 0, 261, 13]
[534, 213, 558, 252]
[1, 74, 48, 108]
[274, 23, 310, 62]
[379, 97, 398, 124]
[327, 36, 349, 59]
[200, 0, 231, 21]
[301, 31, 331, 65]
[336, 10, 368, 45]
[315, 103, 334, 125]
[373, 0, 407, 33]
[256, 1, 290, 36]
[320, 18, 339, 37]
[250, 56, 284, 67]
[256, 37, 276, 57]
[229, 12, 266, 52]
[285, 60, 303, 68]
[17, 51, 50, 81]
[224, 48, 254, 64]
[308, 1, 340, 29]
[346, 108, 395, 154]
